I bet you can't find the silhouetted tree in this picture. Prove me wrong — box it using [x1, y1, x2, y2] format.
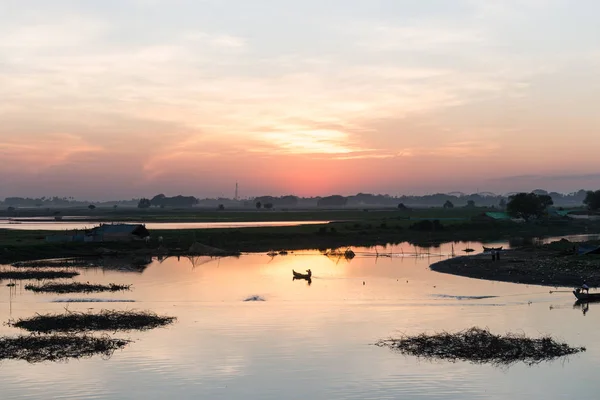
[7, 206, 15, 212]
[397, 203, 408, 210]
[317, 195, 347, 207]
[150, 194, 197, 208]
[88, 204, 96, 210]
[443, 200, 454, 209]
[218, 204, 225, 211]
[264, 203, 273, 210]
[256, 201, 262, 209]
[506, 192, 553, 221]
[466, 200, 476, 208]
[137, 198, 152, 209]
[584, 190, 600, 211]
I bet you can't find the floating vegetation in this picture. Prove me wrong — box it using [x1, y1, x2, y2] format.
[12, 258, 91, 269]
[244, 295, 265, 302]
[432, 294, 499, 300]
[52, 299, 135, 303]
[25, 282, 131, 294]
[0, 270, 79, 281]
[0, 334, 130, 363]
[325, 248, 356, 259]
[10, 310, 176, 334]
[375, 327, 585, 366]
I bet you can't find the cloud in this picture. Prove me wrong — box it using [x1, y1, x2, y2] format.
[184, 32, 247, 49]
[357, 24, 485, 52]
[491, 173, 600, 182]
[0, 133, 105, 173]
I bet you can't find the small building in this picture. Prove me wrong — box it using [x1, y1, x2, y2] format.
[471, 212, 524, 223]
[45, 224, 150, 243]
[471, 212, 511, 222]
[89, 224, 150, 242]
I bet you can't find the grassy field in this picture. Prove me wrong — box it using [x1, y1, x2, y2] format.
[1, 206, 499, 223]
[1, 209, 599, 264]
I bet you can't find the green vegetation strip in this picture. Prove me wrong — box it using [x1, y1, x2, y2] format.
[12, 258, 91, 268]
[0, 334, 130, 363]
[376, 327, 585, 366]
[10, 310, 176, 333]
[0, 270, 79, 280]
[25, 282, 132, 294]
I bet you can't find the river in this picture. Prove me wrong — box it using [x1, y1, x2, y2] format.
[0, 238, 598, 399]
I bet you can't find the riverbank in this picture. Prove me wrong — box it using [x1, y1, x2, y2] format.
[430, 239, 600, 287]
[1, 217, 600, 264]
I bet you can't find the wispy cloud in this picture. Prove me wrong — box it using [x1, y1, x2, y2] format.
[184, 32, 247, 49]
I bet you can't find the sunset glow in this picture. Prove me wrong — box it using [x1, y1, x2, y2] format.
[1, 0, 599, 199]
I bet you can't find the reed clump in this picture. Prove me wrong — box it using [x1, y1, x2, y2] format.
[10, 309, 176, 334]
[0, 334, 130, 363]
[25, 282, 131, 294]
[12, 258, 91, 268]
[0, 269, 79, 281]
[376, 327, 585, 366]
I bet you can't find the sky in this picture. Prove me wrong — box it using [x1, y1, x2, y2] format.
[1, 0, 599, 200]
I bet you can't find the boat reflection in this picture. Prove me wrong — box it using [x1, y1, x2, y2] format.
[574, 301, 591, 316]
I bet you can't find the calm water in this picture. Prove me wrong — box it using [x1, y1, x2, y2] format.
[0, 220, 330, 231]
[1, 239, 599, 399]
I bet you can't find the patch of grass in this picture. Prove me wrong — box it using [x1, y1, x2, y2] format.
[0, 269, 79, 281]
[12, 258, 93, 268]
[0, 334, 130, 363]
[25, 282, 132, 294]
[376, 327, 585, 366]
[10, 309, 176, 333]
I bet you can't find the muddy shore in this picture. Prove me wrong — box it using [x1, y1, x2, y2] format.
[430, 242, 600, 287]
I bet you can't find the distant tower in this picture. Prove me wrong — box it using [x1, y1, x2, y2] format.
[234, 182, 239, 200]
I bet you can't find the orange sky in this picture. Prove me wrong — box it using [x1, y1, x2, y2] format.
[1, 1, 599, 199]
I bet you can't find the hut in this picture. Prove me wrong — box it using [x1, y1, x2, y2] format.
[89, 224, 150, 242]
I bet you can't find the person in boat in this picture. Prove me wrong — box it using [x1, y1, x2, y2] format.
[582, 281, 590, 294]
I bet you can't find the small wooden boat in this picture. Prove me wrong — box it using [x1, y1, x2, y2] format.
[573, 290, 600, 302]
[293, 269, 312, 279]
[483, 246, 503, 252]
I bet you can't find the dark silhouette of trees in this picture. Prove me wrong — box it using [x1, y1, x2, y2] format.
[584, 190, 600, 211]
[218, 204, 225, 211]
[150, 194, 198, 208]
[506, 192, 553, 221]
[466, 200, 475, 208]
[264, 203, 273, 210]
[255, 202, 262, 209]
[397, 203, 408, 210]
[317, 195, 347, 207]
[137, 198, 151, 209]
[443, 200, 454, 209]
[254, 195, 298, 207]
[499, 199, 507, 209]
[88, 204, 96, 210]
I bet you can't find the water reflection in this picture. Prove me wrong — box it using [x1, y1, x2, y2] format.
[0, 237, 599, 399]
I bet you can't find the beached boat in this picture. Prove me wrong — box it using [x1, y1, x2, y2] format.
[292, 269, 312, 279]
[573, 290, 600, 302]
[482, 246, 503, 252]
